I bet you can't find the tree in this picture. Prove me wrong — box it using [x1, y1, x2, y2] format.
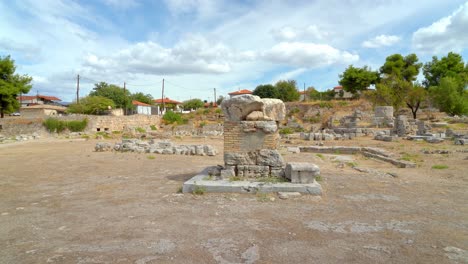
[371, 74, 411, 114]
[67, 96, 116, 115]
[380, 53, 422, 82]
[307, 86, 320, 100]
[405, 84, 428, 119]
[0, 55, 32, 118]
[275, 80, 300, 102]
[89, 82, 132, 109]
[339, 65, 379, 95]
[423, 52, 468, 91]
[253, 84, 279, 99]
[216, 95, 225, 106]
[430, 77, 468, 116]
[182, 98, 204, 110]
[132, 92, 154, 105]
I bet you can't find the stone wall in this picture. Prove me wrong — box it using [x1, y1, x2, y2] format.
[57, 114, 161, 132]
[0, 118, 46, 137]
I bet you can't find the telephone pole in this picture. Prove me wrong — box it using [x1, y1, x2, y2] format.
[303, 83, 306, 102]
[161, 78, 165, 115]
[213, 88, 217, 107]
[123, 82, 126, 115]
[76, 74, 80, 104]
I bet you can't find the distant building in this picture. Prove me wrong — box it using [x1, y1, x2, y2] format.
[17, 94, 62, 107]
[20, 104, 67, 118]
[153, 97, 182, 114]
[299, 91, 309, 101]
[333, 86, 354, 100]
[228, 89, 252, 98]
[132, 100, 155, 115]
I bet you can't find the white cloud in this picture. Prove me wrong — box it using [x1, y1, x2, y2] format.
[362, 35, 401, 48]
[263, 42, 358, 68]
[271, 68, 307, 83]
[412, 2, 468, 54]
[271, 25, 329, 41]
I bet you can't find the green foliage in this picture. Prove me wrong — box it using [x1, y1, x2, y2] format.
[405, 84, 428, 119]
[318, 101, 333, 108]
[182, 98, 204, 110]
[229, 176, 242, 182]
[316, 153, 324, 160]
[135, 127, 146, 133]
[370, 74, 412, 114]
[192, 185, 206, 195]
[253, 84, 280, 98]
[380, 53, 422, 82]
[339, 65, 379, 95]
[0, 55, 33, 118]
[430, 77, 468, 116]
[162, 110, 183, 124]
[423, 52, 468, 90]
[67, 96, 116, 115]
[216, 95, 225, 106]
[199, 121, 207, 127]
[132, 92, 154, 105]
[279, 127, 293, 135]
[147, 155, 156, 160]
[432, 164, 448, 170]
[215, 108, 222, 114]
[150, 125, 157, 131]
[89, 82, 132, 109]
[43, 118, 88, 133]
[275, 80, 300, 102]
[315, 175, 323, 182]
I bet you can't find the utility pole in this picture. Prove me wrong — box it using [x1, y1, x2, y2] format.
[213, 88, 216, 107]
[123, 82, 126, 115]
[161, 78, 165, 115]
[76, 74, 80, 104]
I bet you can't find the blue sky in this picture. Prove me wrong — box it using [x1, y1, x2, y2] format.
[1, 0, 468, 102]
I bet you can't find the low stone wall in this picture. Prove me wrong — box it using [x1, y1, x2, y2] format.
[0, 118, 46, 137]
[57, 114, 161, 132]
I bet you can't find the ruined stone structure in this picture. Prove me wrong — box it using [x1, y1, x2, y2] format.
[373, 106, 394, 128]
[221, 95, 286, 178]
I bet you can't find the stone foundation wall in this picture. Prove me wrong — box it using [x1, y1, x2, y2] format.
[57, 114, 161, 132]
[0, 118, 46, 137]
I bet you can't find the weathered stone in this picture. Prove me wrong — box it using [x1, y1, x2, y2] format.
[287, 147, 300, 153]
[278, 192, 301, 199]
[255, 121, 277, 134]
[221, 94, 264, 121]
[204, 145, 217, 156]
[158, 141, 173, 149]
[246, 111, 266, 121]
[285, 162, 320, 184]
[220, 166, 236, 179]
[270, 167, 285, 177]
[237, 165, 269, 177]
[95, 142, 112, 152]
[224, 152, 257, 165]
[455, 138, 467, 145]
[257, 149, 284, 167]
[425, 137, 444, 143]
[262, 98, 286, 121]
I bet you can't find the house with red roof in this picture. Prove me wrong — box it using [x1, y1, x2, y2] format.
[17, 94, 62, 106]
[132, 100, 154, 115]
[333, 86, 354, 100]
[153, 97, 182, 114]
[228, 89, 252, 98]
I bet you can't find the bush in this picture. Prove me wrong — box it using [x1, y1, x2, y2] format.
[162, 111, 183, 124]
[150, 125, 157, 131]
[279, 127, 294, 135]
[43, 118, 88, 133]
[135, 127, 146, 133]
[318, 101, 333, 108]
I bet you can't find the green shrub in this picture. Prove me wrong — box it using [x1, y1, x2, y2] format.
[279, 127, 294, 135]
[135, 127, 146, 133]
[193, 186, 206, 195]
[163, 111, 183, 124]
[432, 164, 448, 169]
[215, 108, 222, 114]
[150, 125, 157, 131]
[43, 118, 87, 133]
[147, 155, 156, 160]
[199, 121, 207, 127]
[318, 101, 333, 108]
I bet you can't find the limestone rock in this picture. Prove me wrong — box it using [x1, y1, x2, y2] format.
[224, 152, 257, 165]
[285, 162, 320, 184]
[262, 98, 286, 121]
[95, 142, 112, 152]
[257, 149, 284, 167]
[246, 111, 265, 121]
[221, 94, 264, 121]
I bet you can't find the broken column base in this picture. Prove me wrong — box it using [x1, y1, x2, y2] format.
[182, 167, 322, 195]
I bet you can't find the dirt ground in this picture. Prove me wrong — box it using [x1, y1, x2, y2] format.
[0, 136, 467, 264]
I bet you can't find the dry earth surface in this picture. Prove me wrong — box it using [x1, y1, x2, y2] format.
[0, 136, 467, 263]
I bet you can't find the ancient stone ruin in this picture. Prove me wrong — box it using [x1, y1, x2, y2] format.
[220, 95, 286, 178]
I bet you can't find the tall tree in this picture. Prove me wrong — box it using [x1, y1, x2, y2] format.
[132, 92, 154, 105]
[275, 80, 300, 102]
[371, 74, 412, 114]
[89, 82, 132, 109]
[339, 65, 379, 95]
[182, 98, 204, 110]
[430, 77, 468, 116]
[405, 84, 428, 119]
[67, 96, 116, 115]
[380, 53, 422, 82]
[253, 84, 279, 99]
[423, 52, 468, 92]
[0, 56, 32, 118]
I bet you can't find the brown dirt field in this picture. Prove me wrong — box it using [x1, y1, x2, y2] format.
[0, 136, 467, 264]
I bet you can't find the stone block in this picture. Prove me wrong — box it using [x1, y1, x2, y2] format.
[220, 167, 236, 179]
[257, 149, 284, 166]
[455, 138, 467, 145]
[246, 111, 265, 121]
[95, 142, 112, 152]
[425, 137, 444, 143]
[221, 94, 264, 121]
[262, 98, 286, 121]
[224, 152, 257, 165]
[285, 162, 320, 184]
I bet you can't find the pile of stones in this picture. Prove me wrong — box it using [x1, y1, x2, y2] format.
[95, 139, 217, 156]
[0, 133, 40, 143]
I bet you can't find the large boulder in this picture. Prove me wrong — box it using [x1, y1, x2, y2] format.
[285, 162, 320, 184]
[262, 98, 286, 121]
[257, 149, 284, 167]
[221, 95, 264, 121]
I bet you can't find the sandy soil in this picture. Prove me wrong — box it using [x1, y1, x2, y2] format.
[0, 136, 467, 264]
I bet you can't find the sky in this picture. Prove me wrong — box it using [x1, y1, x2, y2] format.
[1, 0, 468, 103]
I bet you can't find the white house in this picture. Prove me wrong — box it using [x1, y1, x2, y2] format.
[132, 100, 152, 115]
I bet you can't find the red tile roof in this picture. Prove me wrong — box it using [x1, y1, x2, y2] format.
[333, 86, 343, 90]
[132, 100, 151, 106]
[17, 95, 61, 101]
[153, 97, 182, 104]
[228, 89, 252, 95]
